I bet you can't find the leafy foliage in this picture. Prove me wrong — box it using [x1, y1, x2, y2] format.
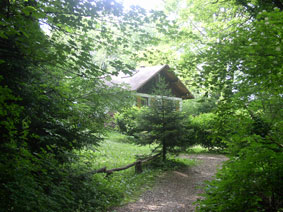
[178, 2, 283, 211]
[196, 140, 283, 212]
[157, 0, 283, 211]
[182, 95, 218, 116]
[115, 106, 142, 136]
[188, 113, 226, 150]
[233, 0, 283, 16]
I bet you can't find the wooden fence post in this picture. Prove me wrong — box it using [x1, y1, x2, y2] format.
[135, 161, 142, 174]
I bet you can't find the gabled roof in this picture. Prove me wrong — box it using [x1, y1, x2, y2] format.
[109, 65, 194, 99]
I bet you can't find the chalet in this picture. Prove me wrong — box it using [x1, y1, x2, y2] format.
[109, 65, 194, 110]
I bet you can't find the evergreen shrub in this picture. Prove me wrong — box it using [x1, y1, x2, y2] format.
[133, 78, 194, 160]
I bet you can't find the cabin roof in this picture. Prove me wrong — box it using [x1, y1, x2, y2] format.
[109, 65, 194, 99]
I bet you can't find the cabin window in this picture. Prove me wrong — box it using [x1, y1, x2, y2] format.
[141, 97, 148, 106]
[136, 96, 149, 107]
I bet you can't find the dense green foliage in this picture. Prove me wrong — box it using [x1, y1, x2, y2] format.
[148, 0, 283, 211]
[182, 96, 218, 116]
[1, 0, 282, 211]
[0, 0, 170, 211]
[188, 113, 226, 150]
[162, 0, 283, 211]
[197, 143, 282, 211]
[182, 96, 225, 150]
[115, 103, 225, 151]
[115, 106, 142, 136]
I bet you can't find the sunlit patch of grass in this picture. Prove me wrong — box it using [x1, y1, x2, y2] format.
[187, 145, 210, 154]
[91, 139, 155, 168]
[186, 145, 227, 155]
[105, 131, 136, 144]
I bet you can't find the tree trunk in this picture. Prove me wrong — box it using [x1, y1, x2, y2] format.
[162, 142, 167, 161]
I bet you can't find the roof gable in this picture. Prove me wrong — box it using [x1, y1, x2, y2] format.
[110, 65, 194, 99]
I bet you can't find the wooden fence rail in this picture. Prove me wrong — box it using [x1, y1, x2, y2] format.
[78, 152, 161, 179]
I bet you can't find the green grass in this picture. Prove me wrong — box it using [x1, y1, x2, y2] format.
[187, 145, 210, 154]
[186, 145, 228, 155]
[105, 131, 136, 144]
[72, 132, 196, 210]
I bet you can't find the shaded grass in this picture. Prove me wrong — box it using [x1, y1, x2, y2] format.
[148, 154, 197, 171]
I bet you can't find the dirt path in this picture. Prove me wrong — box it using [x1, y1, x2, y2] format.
[112, 154, 228, 212]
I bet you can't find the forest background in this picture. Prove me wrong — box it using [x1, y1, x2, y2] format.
[0, 0, 282, 211]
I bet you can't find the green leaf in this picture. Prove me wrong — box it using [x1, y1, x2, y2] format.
[22, 6, 36, 16]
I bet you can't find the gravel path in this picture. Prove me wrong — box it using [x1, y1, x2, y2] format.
[112, 154, 228, 212]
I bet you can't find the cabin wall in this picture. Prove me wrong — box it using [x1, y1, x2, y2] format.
[135, 93, 183, 111]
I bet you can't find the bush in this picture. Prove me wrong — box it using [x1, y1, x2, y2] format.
[182, 96, 218, 116]
[188, 113, 226, 150]
[0, 146, 126, 212]
[115, 106, 142, 136]
[196, 138, 283, 212]
[196, 106, 283, 211]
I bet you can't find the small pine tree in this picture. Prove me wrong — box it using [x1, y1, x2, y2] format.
[135, 78, 189, 161]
